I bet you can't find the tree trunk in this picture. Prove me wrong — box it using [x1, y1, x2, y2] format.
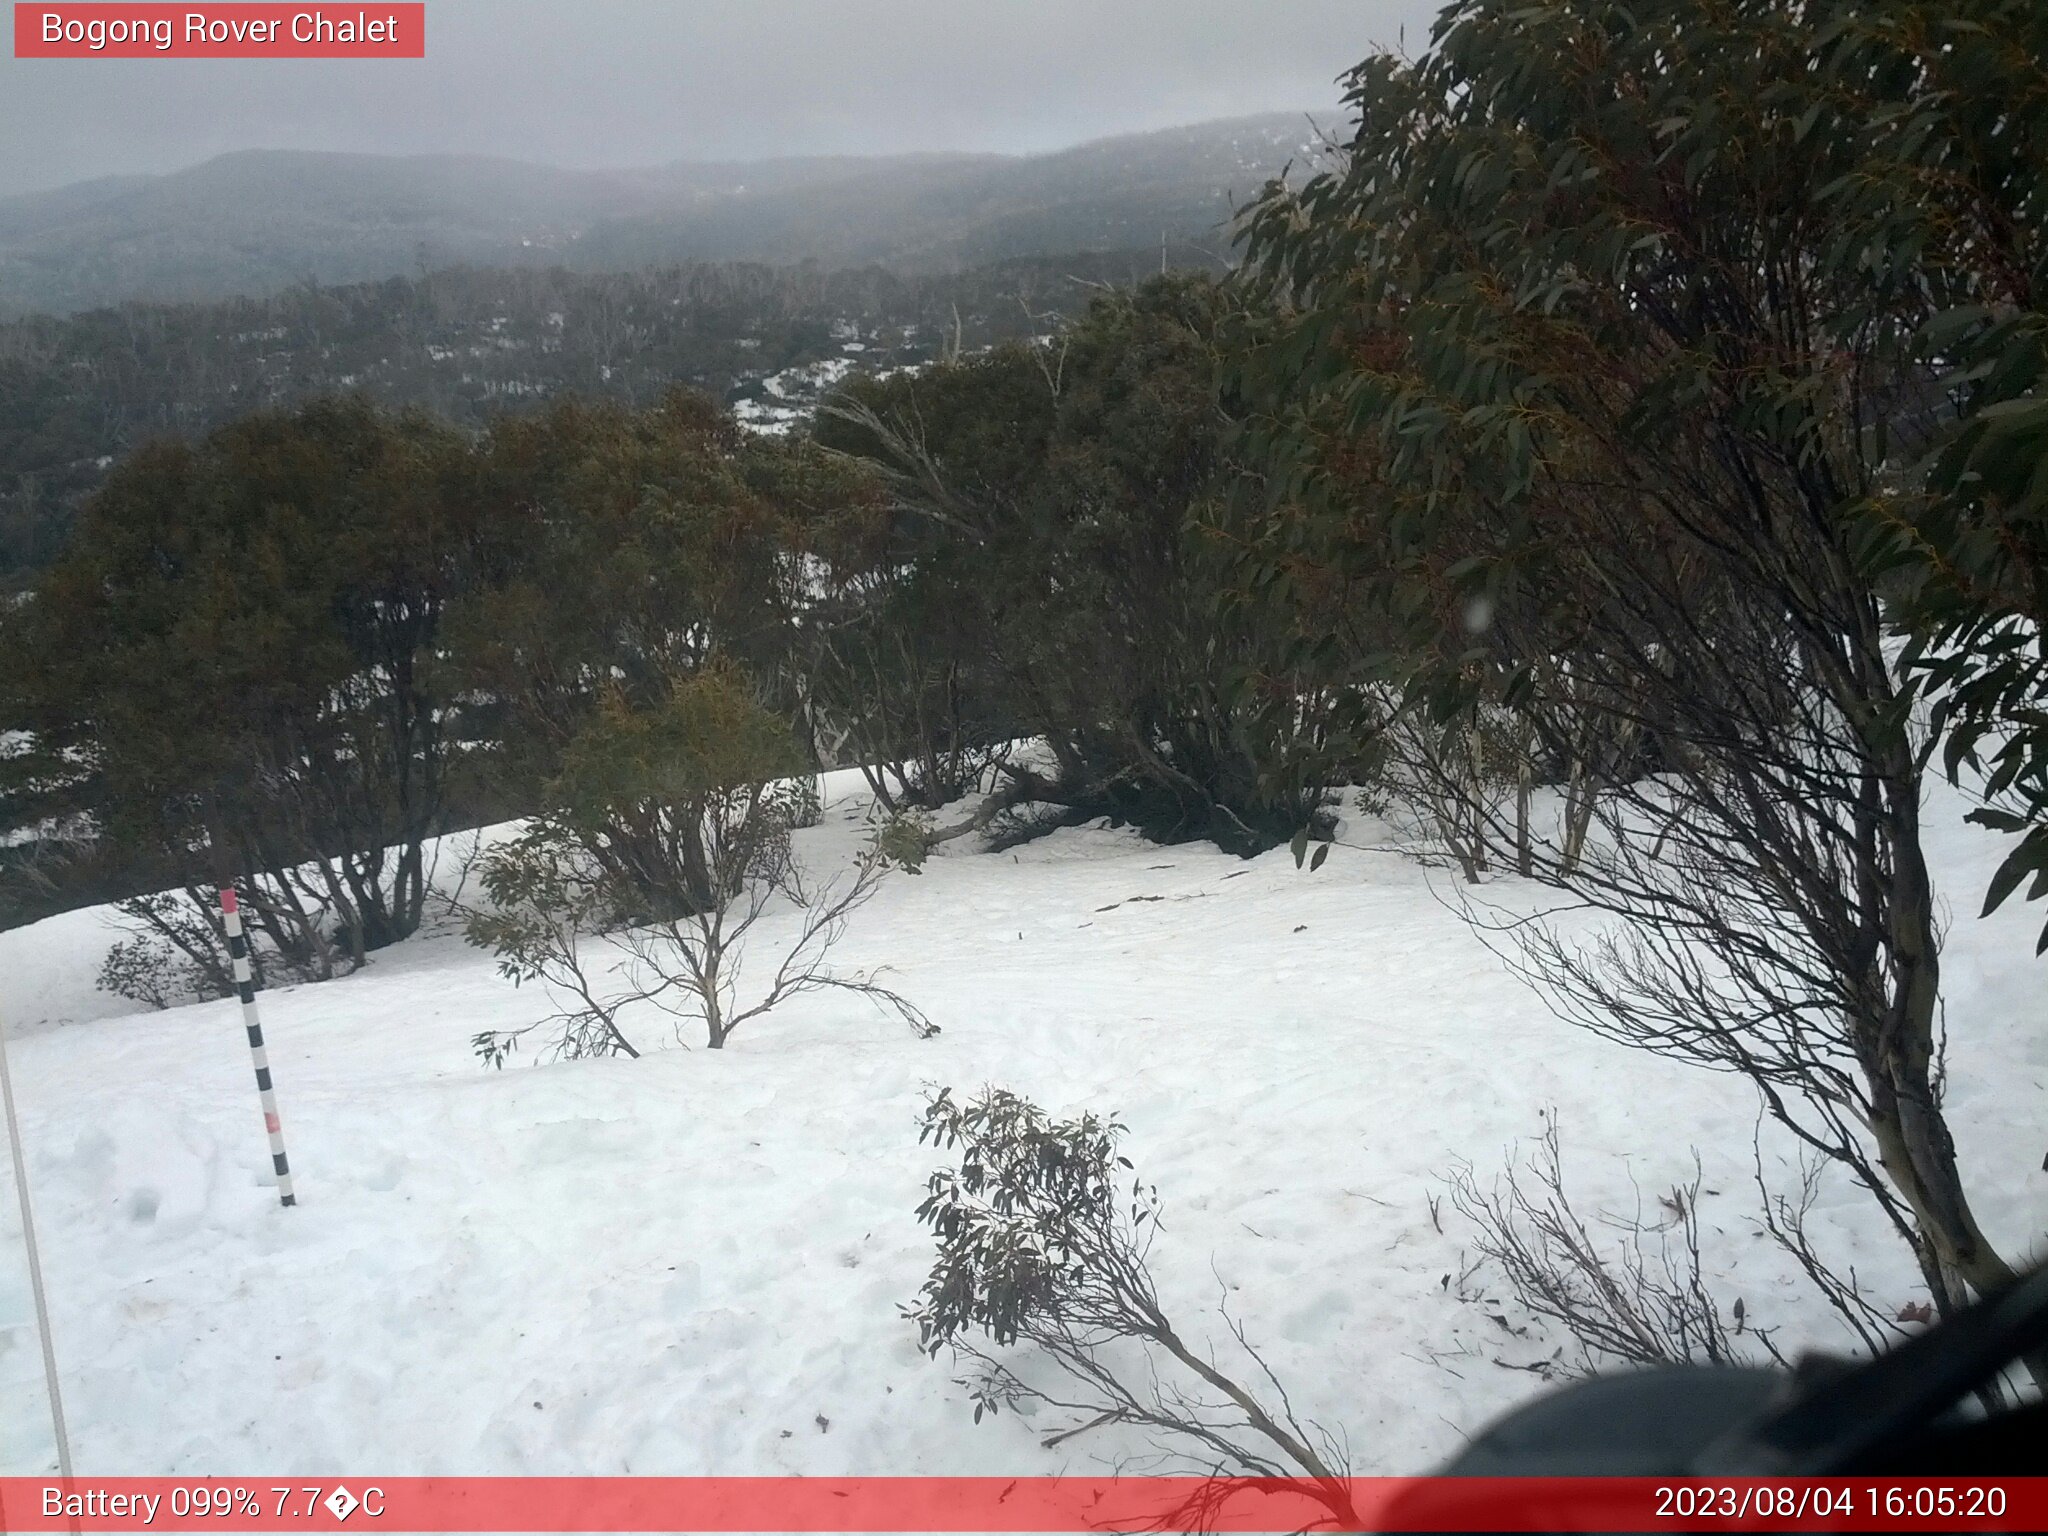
[1466, 724, 1489, 874]
[1514, 728, 1534, 878]
[1857, 662, 2046, 1391]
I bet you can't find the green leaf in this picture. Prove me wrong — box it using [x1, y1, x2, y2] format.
[1980, 845, 2035, 918]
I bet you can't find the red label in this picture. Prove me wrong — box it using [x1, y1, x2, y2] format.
[0, 1477, 2042, 1532]
[14, 4, 425, 57]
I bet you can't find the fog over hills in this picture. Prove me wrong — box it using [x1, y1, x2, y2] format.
[0, 112, 1327, 316]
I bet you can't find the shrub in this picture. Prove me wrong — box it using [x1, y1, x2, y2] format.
[466, 665, 932, 1057]
[908, 1086, 1359, 1525]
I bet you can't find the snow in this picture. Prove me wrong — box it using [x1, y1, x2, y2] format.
[762, 358, 854, 403]
[2, 771, 2043, 1477]
[730, 398, 803, 438]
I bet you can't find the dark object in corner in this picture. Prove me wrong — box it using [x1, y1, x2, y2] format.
[1381, 1264, 2048, 1531]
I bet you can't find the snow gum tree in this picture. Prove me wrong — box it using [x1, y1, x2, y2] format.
[1234, 0, 2048, 1372]
[817, 277, 1340, 854]
[1848, 5, 2048, 954]
[448, 397, 931, 1057]
[448, 390, 803, 776]
[466, 662, 932, 1057]
[0, 396, 475, 991]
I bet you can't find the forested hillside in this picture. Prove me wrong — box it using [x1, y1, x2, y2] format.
[0, 249, 1182, 584]
[0, 113, 1321, 317]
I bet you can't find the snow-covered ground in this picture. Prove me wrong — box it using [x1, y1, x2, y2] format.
[1, 771, 2043, 1476]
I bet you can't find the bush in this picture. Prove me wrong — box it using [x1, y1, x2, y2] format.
[5, 399, 473, 967]
[817, 278, 1340, 858]
[466, 665, 933, 1057]
[908, 1086, 1358, 1524]
[1446, 1116, 1753, 1376]
[873, 811, 936, 875]
[95, 932, 183, 1012]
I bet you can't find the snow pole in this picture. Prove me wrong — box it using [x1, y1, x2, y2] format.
[0, 1001, 74, 1479]
[220, 885, 297, 1207]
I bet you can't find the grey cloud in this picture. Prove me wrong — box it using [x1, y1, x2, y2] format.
[0, 0, 1441, 196]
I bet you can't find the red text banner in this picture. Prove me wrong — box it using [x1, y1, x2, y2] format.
[14, 5, 425, 58]
[0, 1477, 2042, 1532]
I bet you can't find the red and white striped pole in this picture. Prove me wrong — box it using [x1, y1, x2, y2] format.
[219, 886, 297, 1208]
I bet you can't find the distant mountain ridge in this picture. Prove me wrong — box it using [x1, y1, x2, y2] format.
[0, 113, 1330, 316]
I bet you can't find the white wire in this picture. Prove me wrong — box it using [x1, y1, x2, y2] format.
[0, 1005, 73, 1480]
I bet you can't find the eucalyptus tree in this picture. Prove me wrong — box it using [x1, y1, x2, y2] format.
[3, 396, 475, 986]
[1236, 0, 2046, 1358]
[819, 276, 1338, 852]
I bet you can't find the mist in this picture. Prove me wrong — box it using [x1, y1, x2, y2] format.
[0, 0, 1438, 197]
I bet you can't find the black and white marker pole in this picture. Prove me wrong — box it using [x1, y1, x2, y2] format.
[220, 885, 297, 1207]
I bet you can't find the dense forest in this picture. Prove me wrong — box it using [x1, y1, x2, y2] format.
[0, 248, 1202, 584]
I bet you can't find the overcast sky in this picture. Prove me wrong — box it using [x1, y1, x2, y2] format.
[0, 1, 1441, 198]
